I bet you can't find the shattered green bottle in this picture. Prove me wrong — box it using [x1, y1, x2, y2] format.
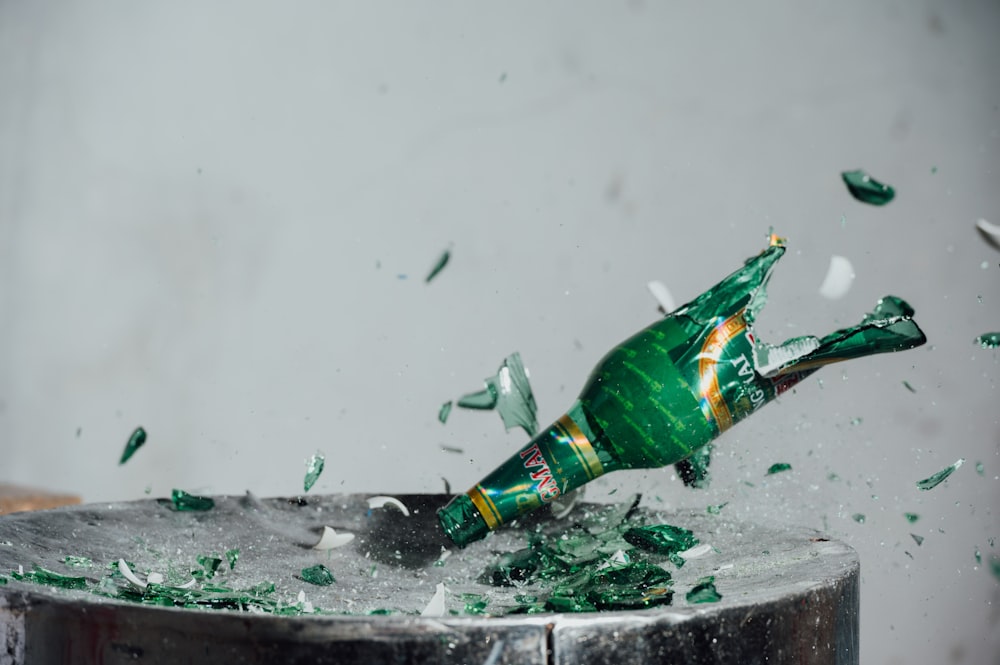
[437, 235, 926, 547]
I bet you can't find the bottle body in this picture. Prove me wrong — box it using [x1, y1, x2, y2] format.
[438, 238, 925, 547]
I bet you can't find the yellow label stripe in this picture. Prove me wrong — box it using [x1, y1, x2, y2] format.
[557, 415, 605, 480]
[468, 485, 502, 529]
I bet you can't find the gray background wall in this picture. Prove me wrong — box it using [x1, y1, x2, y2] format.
[1, 1, 998, 663]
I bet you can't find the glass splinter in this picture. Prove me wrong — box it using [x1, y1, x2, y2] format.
[904, 513, 920, 523]
[226, 549, 239, 570]
[686, 576, 722, 604]
[974, 332, 1000, 349]
[852, 513, 866, 524]
[119, 426, 147, 465]
[910, 533, 924, 546]
[63, 556, 93, 568]
[841, 169, 895, 206]
[170, 489, 215, 512]
[438, 401, 453, 423]
[767, 463, 792, 475]
[13, 564, 88, 590]
[456, 352, 538, 436]
[425, 248, 451, 283]
[300, 564, 335, 586]
[303, 451, 325, 492]
[916, 458, 964, 490]
[902, 380, 916, 393]
[623, 524, 698, 556]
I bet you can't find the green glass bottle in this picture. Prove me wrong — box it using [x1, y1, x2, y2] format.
[437, 235, 926, 547]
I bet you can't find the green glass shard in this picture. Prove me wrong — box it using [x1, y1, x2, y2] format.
[916, 458, 964, 490]
[12, 564, 88, 590]
[686, 576, 722, 604]
[457, 352, 538, 436]
[910, 533, 924, 546]
[904, 512, 920, 523]
[989, 555, 1000, 582]
[675, 444, 712, 488]
[623, 524, 698, 556]
[226, 549, 239, 570]
[425, 248, 451, 283]
[852, 513, 866, 524]
[976, 462, 984, 476]
[706, 502, 728, 515]
[462, 593, 489, 615]
[300, 564, 335, 586]
[975, 332, 1000, 349]
[197, 555, 223, 578]
[767, 463, 792, 475]
[902, 380, 916, 393]
[975, 547, 982, 565]
[119, 426, 147, 465]
[438, 401, 453, 424]
[841, 169, 895, 205]
[304, 451, 325, 492]
[0, 575, 7, 585]
[63, 556, 93, 568]
[170, 489, 215, 511]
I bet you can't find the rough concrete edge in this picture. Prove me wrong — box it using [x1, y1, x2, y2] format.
[0, 595, 26, 665]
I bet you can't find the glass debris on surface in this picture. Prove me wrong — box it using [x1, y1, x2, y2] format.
[303, 451, 325, 492]
[456, 352, 538, 436]
[63, 556, 93, 568]
[767, 463, 792, 475]
[12, 564, 88, 590]
[119, 426, 147, 465]
[300, 564, 335, 586]
[916, 458, 964, 490]
[438, 401, 453, 424]
[425, 248, 451, 283]
[421, 582, 447, 616]
[686, 576, 722, 604]
[974, 332, 1000, 349]
[169, 489, 215, 512]
[818, 255, 855, 300]
[841, 169, 895, 205]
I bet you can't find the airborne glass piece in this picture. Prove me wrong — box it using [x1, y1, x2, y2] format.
[818, 255, 855, 300]
[974, 332, 1000, 349]
[12, 564, 88, 590]
[904, 513, 920, 523]
[438, 401, 453, 424]
[456, 352, 538, 436]
[852, 513, 866, 524]
[841, 169, 895, 205]
[990, 555, 1000, 582]
[767, 463, 792, 475]
[119, 426, 147, 465]
[303, 451, 325, 492]
[916, 458, 964, 490]
[300, 564, 335, 586]
[438, 235, 927, 547]
[902, 380, 916, 393]
[910, 533, 924, 546]
[686, 576, 722, 604]
[425, 248, 451, 283]
[170, 489, 215, 512]
[226, 549, 239, 570]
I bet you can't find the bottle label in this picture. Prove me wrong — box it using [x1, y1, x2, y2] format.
[466, 414, 605, 530]
[693, 312, 770, 434]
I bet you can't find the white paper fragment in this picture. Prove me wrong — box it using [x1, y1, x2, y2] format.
[18, 564, 23, 576]
[678, 543, 714, 560]
[976, 218, 1000, 250]
[118, 558, 147, 589]
[818, 255, 855, 300]
[753, 335, 821, 377]
[715, 563, 734, 572]
[177, 579, 197, 589]
[297, 590, 306, 604]
[647, 280, 677, 314]
[302, 601, 315, 613]
[420, 582, 447, 617]
[367, 496, 410, 516]
[146, 572, 164, 585]
[313, 526, 356, 550]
